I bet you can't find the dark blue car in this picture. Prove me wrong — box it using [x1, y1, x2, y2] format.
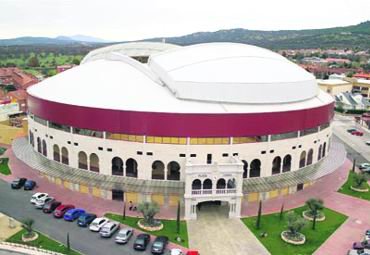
[63, 208, 85, 221]
[77, 213, 97, 227]
[24, 180, 36, 190]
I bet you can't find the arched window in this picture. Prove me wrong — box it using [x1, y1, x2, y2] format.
[227, 178, 236, 189]
[250, 159, 261, 178]
[282, 155, 292, 172]
[242, 160, 248, 178]
[42, 140, 47, 157]
[192, 179, 201, 190]
[78, 151, 88, 170]
[318, 145, 322, 161]
[322, 142, 327, 158]
[152, 160, 165, 180]
[29, 131, 34, 147]
[53, 145, 60, 162]
[37, 137, 41, 153]
[299, 151, 306, 168]
[167, 161, 180, 181]
[126, 158, 138, 178]
[89, 153, 99, 172]
[272, 156, 281, 175]
[307, 149, 313, 165]
[112, 157, 124, 176]
[216, 178, 226, 189]
[203, 179, 212, 189]
[61, 147, 69, 165]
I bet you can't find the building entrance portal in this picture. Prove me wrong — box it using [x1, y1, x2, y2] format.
[196, 200, 229, 218]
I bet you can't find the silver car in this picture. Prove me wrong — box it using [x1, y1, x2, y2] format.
[99, 221, 120, 238]
[34, 196, 54, 209]
[115, 228, 134, 244]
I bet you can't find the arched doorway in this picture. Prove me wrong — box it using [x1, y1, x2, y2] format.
[152, 160, 165, 180]
[78, 151, 88, 170]
[322, 142, 327, 157]
[307, 149, 313, 165]
[272, 156, 281, 175]
[299, 151, 306, 168]
[216, 178, 226, 189]
[126, 158, 138, 178]
[203, 179, 213, 190]
[112, 157, 124, 176]
[89, 153, 99, 172]
[37, 137, 41, 153]
[250, 159, 261, 177]
[167, 161, 180, 180]
[53, 145, 60, 162]
[192, 179, 201, 190]
[318, 145, 322, 161]
[227, 178, 236, 189]
[61, 147, 69, 165]
[42, 140, 47, 157]
[282, 155, 292, 172]
[29, 131, 34, 147]
[242, 160, 248, 178]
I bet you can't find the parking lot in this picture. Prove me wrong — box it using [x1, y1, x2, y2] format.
[0, 179, 160, 255]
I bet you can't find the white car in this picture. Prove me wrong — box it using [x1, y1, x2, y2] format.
[359, 163, 370, 170]
[30, 192, 48, 204]
[169, 249, 184, 255]
[89, 217, 109, 232]
[366, 141, 370, 146]
[34, 196, 54, 209]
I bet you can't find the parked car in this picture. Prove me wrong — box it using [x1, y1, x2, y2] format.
[35, 196, 54, 209]
[169, 249, 184, 255]
[366, 229, 370, 241]
[186, 251, 200, 255]
[30, 193, 48, 204]
[347, 128, 357, 133]
[77, 213, 97, 227]
[99, 221, 120, 238]
[64, 208, 85, 221]
[11, 178, 27, 189]
[134, 233, 151, 251]
[353, 241, 370, 250]
[348, 248, 370, 255]
[352, 131, 364, 136]
[43, 201, 61, 213]
[151, 236, 168, 254]
[115, 228, 134, 244]
[24, 180, 36, 190]
[359, 163, 370, 170]
[366, 141, 370, 146]
[53, 204, 75, 218]
[89, 217, 109, 232]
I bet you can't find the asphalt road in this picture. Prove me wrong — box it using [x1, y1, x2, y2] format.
[0, 180, 155, 255]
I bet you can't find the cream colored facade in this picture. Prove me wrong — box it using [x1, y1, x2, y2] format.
[317, 79, 352, 96]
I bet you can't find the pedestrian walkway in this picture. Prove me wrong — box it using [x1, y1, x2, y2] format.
[187, 203, 270, 255]
[0, 213, 22, 241]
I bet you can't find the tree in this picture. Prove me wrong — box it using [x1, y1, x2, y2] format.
[72, 58, 81, 65]
[176, 201, 181, 234]
[21, 218, 34, 237]
[27, 55, 40, 67]
[122, 200, 126, 220]
[138, 201, 160, 227]
[353, 172, 368, 188]
[256, 200, 262, 229]
[279, 203, 285, 221]
[352, 158, 356, 172]
[305, 198, 324, 230]
[286, 211, 306, 238]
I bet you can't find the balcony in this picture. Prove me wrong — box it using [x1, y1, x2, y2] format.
[191, 188, 237, 196]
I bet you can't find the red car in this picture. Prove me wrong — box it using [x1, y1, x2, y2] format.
[53, 204, 75, 218]
[352, 131, 364, 136]
[187, 251, 200, 255]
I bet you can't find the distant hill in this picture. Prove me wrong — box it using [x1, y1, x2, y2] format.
[0, 35, 110, 46]
[145, 21, 370, 50]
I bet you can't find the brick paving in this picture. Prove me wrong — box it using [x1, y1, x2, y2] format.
[1, 148, 185, 251]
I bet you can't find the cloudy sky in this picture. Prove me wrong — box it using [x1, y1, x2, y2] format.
[1, 0, 369, 41]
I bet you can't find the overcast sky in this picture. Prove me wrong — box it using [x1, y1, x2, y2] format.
[1, 0, 369, 41]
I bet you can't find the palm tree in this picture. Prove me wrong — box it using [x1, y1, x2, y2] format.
[286, 211, 306, 239]
[305, 198, 324, 230]
[138, 201, 160, 227]
[21, 218, 35, 238]
[353, 172, 368, 188]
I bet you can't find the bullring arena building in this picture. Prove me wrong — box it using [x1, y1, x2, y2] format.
[15, 42, 345, 220]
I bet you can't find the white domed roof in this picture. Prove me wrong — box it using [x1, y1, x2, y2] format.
[28, 43, 331, 114]
[81, 42, 181, 64]
[149, 43, 318, 104]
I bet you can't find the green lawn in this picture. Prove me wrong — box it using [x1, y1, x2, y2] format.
[6, 229, 81, 255]
[0, 158, 11, 175]
[105, 213, 189, 247]
[242, 206, 347, 255]
[338, 171, 370, 201]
